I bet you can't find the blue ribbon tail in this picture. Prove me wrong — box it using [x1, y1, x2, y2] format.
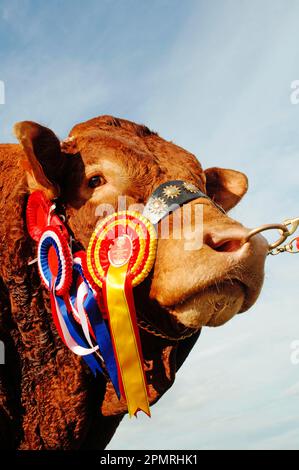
[84, 291, 121, 398]
[56, 295, 103, 377]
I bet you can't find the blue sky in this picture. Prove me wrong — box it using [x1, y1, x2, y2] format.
[1, 0, 299, 450]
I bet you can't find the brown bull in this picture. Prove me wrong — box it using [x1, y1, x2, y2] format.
[0, 115, 268, 449]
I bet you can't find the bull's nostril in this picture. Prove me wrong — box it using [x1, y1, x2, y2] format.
[212, 239, 242, 253]
[206, 228, 249, 253]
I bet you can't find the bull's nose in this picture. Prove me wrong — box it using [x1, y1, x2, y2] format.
[203, 224, 269, 314]
[206, 226, 265, 253]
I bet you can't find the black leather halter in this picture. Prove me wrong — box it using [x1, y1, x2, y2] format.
[143, 180, 225, 225]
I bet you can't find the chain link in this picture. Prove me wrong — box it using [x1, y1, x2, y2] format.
[137, 318, 200, 342]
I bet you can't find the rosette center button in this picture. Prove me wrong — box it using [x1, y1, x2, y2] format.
[108, 235, 133, 267]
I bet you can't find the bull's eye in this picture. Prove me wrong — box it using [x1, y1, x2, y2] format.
[88, 175, 105, 189]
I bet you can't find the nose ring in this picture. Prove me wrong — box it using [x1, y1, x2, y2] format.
[242, 223, 290, 250]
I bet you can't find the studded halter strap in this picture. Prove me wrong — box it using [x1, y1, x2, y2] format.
[143, 180, 225, 225]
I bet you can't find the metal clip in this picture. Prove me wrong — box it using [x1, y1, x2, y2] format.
[285, 236, 299, 254]
[269, 246, 288, 256]
[283, 217, 299, 237]
[269, 236, 299, 255]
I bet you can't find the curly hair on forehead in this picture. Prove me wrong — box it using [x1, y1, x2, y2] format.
[70, 115, 158, 138]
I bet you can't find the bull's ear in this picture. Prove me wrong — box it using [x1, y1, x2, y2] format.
[14, 121, 66, 198]
[204, 167, 248, 211]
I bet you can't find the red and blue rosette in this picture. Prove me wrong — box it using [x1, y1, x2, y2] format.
[37, 225, 73, 296]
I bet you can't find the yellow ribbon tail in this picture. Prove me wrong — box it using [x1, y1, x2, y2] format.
[106, 263, 150, 417]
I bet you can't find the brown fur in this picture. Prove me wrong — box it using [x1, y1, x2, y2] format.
[0, 116, 268, 449]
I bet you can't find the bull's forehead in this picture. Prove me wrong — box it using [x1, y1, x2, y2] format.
[66, 115, 206, 189]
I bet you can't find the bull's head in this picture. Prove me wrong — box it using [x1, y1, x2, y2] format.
[13, 115, 268, 446]
[15, 115, 268, 330]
